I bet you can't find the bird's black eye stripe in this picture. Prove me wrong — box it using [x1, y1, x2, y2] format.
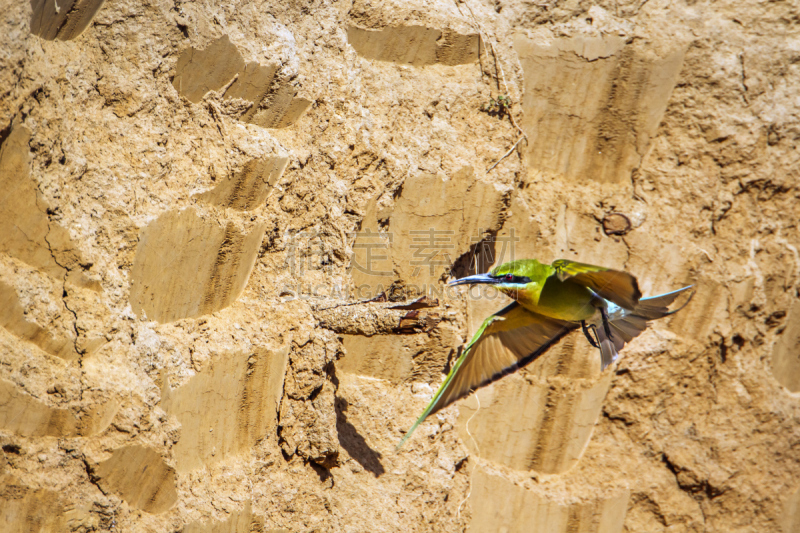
[493, 274, 532, 284]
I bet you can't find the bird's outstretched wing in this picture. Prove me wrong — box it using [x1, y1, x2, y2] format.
[552, 259, 642, 310]
[397, 302, 576, 449]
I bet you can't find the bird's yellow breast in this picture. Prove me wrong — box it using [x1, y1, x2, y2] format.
[502, 278, 596, 321]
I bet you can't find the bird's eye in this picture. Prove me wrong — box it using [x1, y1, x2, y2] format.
[505, 274, 514, 282]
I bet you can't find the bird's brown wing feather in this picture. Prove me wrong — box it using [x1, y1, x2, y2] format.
[397, 302, 575, 449]
[552, 259, 642, 310]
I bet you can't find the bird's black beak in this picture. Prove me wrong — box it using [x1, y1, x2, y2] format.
[448, 273, 496, 286]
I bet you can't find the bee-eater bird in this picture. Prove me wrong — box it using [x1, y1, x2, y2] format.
[397, 259, 693, 449]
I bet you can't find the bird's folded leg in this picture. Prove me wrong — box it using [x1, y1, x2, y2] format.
[600, 307, 613, 340]
[581, 320, 599, 348]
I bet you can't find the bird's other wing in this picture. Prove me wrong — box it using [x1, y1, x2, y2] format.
[397, 302, 576, 449]
[552, 259, 642, 310]
[593, 285, 695, 370]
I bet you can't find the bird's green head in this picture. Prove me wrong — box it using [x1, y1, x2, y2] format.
[448, 259, 546, 295]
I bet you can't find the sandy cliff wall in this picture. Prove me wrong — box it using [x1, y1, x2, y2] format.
[1, 0, 799, 531]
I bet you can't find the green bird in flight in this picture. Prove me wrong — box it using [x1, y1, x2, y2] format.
[397, 258, 693, 449]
